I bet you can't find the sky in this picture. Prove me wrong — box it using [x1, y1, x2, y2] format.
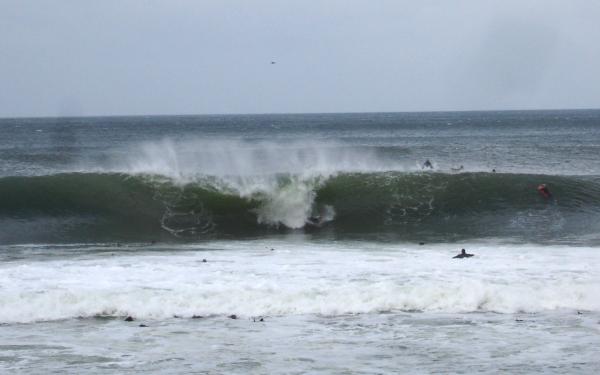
[1, 0, 600, 117]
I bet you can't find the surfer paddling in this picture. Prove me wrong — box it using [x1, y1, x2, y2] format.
[453, 249, 474, 259]
[422, 159, 433, 169]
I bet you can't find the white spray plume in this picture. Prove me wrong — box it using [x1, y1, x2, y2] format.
[93, 139, 405, 228]
[109, 138, 402, 180]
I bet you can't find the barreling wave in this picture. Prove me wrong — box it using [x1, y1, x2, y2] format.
[1, 171, 600, 243]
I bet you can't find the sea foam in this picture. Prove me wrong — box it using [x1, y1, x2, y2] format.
[1, 242, 599, 323]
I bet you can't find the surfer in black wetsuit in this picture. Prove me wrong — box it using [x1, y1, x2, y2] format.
[453, 249, 474, 259]
[422, 159, 433, 169]
[306, 215, 322, 227]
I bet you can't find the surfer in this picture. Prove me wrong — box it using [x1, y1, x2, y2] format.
[453, 249, 474, 259]
[422, 159, 433, 169]
[537, 184, 552, 199]
[451, 165, 464, 172]
[306, 215, 322, 227]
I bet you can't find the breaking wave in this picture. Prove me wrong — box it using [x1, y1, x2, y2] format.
[1, 171, 600, 243]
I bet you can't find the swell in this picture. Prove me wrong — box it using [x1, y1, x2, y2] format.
[1, 172, 600, 243]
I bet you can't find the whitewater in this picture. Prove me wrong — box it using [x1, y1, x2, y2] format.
[2, 241, 600, 323]
[1, 110, 600, 373]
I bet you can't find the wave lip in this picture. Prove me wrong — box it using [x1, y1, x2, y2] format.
[1, 171, 600, 243]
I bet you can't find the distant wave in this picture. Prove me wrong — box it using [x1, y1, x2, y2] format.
[1, 171, 600, 243]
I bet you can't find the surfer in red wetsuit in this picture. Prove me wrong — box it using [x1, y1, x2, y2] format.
[537, 184, 552, 199]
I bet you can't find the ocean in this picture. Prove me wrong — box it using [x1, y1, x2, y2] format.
[1, 110, 600, 373]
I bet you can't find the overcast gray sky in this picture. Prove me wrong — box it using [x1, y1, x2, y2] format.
[1, 0, 599, 117]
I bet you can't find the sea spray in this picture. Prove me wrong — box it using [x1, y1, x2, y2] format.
[104, 139, 402, 180]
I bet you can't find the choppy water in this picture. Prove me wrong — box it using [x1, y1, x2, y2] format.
[1, 110, 600, 373]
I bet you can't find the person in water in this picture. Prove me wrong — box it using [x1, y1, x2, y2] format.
[422, 159, 433, 169]
[537, 184, 552, 199]
[453, 249, 474, 258]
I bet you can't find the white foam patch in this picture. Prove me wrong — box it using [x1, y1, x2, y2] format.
[1, 242, 599, 323]
[253, 177, 318, 228]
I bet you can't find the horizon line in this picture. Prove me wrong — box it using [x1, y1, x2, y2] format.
[1, 106, 599, 121]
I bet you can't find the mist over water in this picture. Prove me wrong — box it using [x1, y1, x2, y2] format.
[110, 138, 401, 179]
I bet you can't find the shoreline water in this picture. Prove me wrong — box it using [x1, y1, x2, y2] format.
[3, 310, 600, 374]
[2, 240, 600, 374]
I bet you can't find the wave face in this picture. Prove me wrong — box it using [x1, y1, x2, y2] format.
[1, 171, 599, 243]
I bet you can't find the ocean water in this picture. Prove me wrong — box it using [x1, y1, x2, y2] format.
[1, 110, 600, 373]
